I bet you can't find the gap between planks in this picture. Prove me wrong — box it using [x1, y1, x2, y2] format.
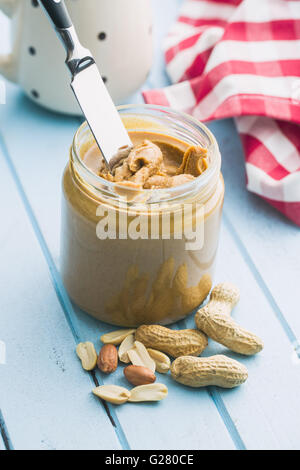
[0, 409, 14, 451]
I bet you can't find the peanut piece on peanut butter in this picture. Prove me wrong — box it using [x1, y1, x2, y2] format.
[177, 146, 208, 177]
[92, 139, 208, 190]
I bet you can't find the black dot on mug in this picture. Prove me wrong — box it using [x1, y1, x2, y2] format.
[31, 0, 39, 7]
[31, 90, 40, 99]
[102, 76, 108, 84]
[98, 32, 107, 41]
[29, 47, 36, 56]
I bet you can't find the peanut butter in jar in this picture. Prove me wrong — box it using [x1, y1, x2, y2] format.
[61, 105, 224, 326]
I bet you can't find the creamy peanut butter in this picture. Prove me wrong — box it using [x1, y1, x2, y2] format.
[83, 136, 208, 189]
[61, 119, 224, 327]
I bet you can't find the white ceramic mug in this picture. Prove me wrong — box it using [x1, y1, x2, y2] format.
[0, 0, 153, 114]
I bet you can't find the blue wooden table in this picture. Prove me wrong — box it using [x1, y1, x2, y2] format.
[1, 0, 300, 451]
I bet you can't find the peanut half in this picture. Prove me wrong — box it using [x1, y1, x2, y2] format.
[124, 365, 156, 386]
[147, 348, 171, 374]
[128, 383, 168, 402]
[97, 344, 118, 374]
[100, 329, 136, 345]
[135, 325, 208, 358]
[76, 342, 97, 371]
[195, 284, 263, 355]
[171, 355, 248, 388]
[128, 341, 156, 372]
[118, 333, 135, 363]
[93, 385, 131, 405]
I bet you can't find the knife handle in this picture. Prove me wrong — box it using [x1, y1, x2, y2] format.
[38, 0, 72, 30]
[39, 0, 93, 78]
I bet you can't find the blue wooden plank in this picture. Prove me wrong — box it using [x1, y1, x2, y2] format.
[209, 119, 300, 344]
[0, 135, 122, 450]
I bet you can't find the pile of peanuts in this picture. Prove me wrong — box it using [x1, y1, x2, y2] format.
[76, 283, 263, 405]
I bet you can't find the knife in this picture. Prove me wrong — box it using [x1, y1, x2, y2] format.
[38, 0, 132, 168]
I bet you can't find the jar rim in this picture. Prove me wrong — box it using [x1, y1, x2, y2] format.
[71, 104, 221, 205]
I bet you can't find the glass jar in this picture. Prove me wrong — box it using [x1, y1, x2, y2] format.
[61, 104, 224, 326]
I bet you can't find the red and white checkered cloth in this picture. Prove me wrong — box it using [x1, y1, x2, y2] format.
[143, 0, 300, 226]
